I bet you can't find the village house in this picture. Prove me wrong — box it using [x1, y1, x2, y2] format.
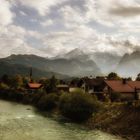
[78, 77, 105, 94]
[28, 83, 42, 89]
[104, 79, 140, 101]
[26, 67, 43, 93]
[68, 77, 106, 99]
[27, 83, 43, 93]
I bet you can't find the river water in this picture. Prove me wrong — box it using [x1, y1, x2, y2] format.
[0, 100, 124, 140]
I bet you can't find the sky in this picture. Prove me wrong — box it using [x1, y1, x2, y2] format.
[0, 0, 140, 58]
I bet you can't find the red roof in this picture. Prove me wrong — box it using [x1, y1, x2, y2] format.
[28, 83, 42, 89]
[105, 80, 134, 93]
[127, 81, 140, 89]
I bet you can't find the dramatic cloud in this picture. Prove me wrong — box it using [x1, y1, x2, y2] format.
[0, 0, 14, 26]
[0, 0, 140, 58]
[110, 6, 140, 17]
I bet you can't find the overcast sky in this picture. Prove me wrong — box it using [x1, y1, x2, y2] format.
[0, 0, 140, 58]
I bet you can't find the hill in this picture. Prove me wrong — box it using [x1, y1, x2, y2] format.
[0, 61, 68, 79]
[0, 54, 102, 77]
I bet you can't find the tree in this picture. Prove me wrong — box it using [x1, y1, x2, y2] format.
[136, 73, 140, 81]
[10, 75, 23, 89]
[1, 74, 10, 85]
[22, 76, 30, 86]
[46, 75, 58, 93]
[70, 78, 80, 86]
[107, 72, 121, 80]
[126, 77, 132, 81]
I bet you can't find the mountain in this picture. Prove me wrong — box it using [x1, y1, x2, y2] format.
[116, 51, 140, 77]
[89, 52, 121, 74]
[56, 48, 121, 74]
[48, 58, 101, 76]
[55, 48, 89, 60]
[0, 61, 68, 79]
[0, 54, 101, 77]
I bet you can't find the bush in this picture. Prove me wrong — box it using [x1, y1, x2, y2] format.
[0, 83, 9, 90]
[22, 94, 33, 104]
[37, 93, 59, 111]
[31, 92, 44, 105]
[70, 88, 85, 94]
[8, 90, 24, 101]
[59, 92, 101, 122]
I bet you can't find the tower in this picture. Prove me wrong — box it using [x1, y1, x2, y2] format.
[29, 67, 33, 82]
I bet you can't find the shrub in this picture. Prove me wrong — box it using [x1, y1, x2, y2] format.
[70, 88, 85, 94]
[8, 90, 23, 101]
[37, 93, 59, 111]
[22, 93, 35, 104]
[31, 92, 44, 105]
[0, 83, 9, 89]
[59, 92, 101, 122]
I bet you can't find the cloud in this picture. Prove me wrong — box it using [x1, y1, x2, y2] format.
[19, 11, 27, 16]
[41, 19, 54, 27]
[14, 0, 67, 16]
[110, 6, 140, 17]
[0, 0, 140, 58]
[0, 25, 46, 58]
[40, 24, 140, 57]
[0, 0, 14, 26]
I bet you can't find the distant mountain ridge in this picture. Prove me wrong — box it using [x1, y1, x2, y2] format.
[55, 48, 140, 77]
[0, 61, 67, 79]
[1, 50, 140, 78]
[0, 54, 101, 77]
[116, 51, 140, 77]
[56, 48, 121, 74]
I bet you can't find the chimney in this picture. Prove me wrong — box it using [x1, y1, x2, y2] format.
[122, 78, 127, 84]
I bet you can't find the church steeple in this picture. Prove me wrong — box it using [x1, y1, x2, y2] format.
[29, 67, 32, 82]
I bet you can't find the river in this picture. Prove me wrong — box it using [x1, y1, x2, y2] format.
[0, 100, 124, 140]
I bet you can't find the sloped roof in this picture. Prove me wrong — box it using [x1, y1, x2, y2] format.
[128, 81, 140, 89]
[105, 80, 134, 93]
[83, 78, 104, 86]
[28, 83, 42, 89]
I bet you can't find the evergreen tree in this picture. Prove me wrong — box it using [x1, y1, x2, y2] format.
[46, 75, 58, 93]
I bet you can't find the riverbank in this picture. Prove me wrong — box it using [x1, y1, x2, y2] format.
[0, 89, 140, 140]
[86, 102, 140, 140]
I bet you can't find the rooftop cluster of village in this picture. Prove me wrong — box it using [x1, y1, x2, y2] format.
[26, 72, 140, 102]
[1, 72, 140, 102]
